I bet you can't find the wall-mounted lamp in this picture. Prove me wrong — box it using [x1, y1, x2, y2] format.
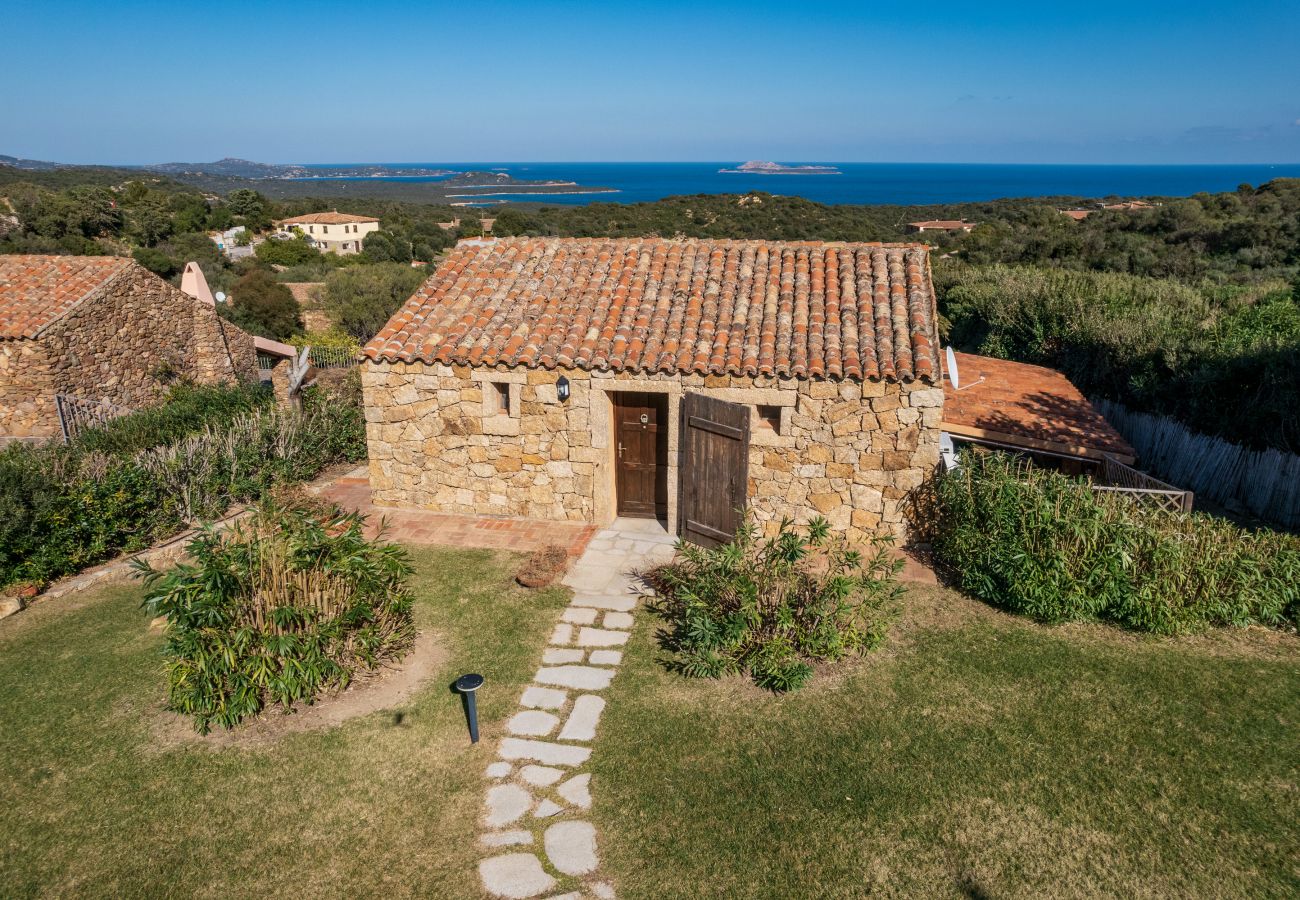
[556, 375, 570, 403]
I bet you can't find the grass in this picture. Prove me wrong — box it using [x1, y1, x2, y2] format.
[0, 545, 566, 899]
[5, 545, 1297, 898]
[592, 585, 1300, 899]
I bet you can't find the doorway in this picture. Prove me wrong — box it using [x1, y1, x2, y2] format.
[611, 392, 668, 519]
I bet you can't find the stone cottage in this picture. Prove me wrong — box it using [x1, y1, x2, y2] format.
[361, 237, 944, 545]
[0, 255, 258, 440]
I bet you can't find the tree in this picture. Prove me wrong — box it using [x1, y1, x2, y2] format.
[490, 208, 538, 237]
[132, 247, 180, 278]
[323, 262, 425, 341]
[128, 199, 175, 246]
[410, 221, 454, 261]
[255, 234, 321, 266]
[360, 229, 412, 264]
[223, 269, 303, 340]
[456, 218, 482, 239]
[225, 188, 267, 221]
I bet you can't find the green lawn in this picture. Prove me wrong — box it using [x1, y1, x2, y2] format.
[5, 551, 1298, 899]
[0, 546, 566, 899]
[591, 586, 1300, 899]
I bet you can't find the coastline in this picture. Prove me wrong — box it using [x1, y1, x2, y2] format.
[447, 189, 621, 198]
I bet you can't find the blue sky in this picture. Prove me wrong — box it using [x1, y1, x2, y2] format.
[4, 0, 1298, 164]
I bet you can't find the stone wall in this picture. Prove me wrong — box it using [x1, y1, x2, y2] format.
[0, 264, 259, 439]
[362, 360, 942, 543]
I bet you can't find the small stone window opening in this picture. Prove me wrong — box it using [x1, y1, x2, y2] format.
[492, 382, 511, 415]
[756, 404, 782, 433]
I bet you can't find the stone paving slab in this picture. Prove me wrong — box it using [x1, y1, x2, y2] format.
[497, 738, 592, 768]
[478, 519, 675, 898]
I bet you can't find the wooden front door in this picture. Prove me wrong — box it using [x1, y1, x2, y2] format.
[679, 393, 750, 548]
[613, 392, 668, 518]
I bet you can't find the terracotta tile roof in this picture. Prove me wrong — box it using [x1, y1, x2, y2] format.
[0, 255, 133, 339]
[908, 220, 975, 230]
[278, 211, 379, 225]
[942, 352, 1134, 460]
[364, 238, 940, 382]
[1060, 209, 1092, 221]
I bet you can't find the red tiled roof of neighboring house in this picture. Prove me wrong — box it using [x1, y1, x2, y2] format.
[0, 255, 133, 339]
[364, 237, 941, 382]
[908, 220, 974, 230]
[942, 351, 1134, 461]
[1060, 209, 1091, 221]
[277, 211, 379, 225]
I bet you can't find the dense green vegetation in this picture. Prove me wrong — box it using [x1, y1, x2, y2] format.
[322, 262, 427, 341]
[138, 498, 415, 733]
[223, 269, 304, 341]
[931, 452, 1300, 634]
[0, 377, 365, 591]
[939, 265, 1300, 450]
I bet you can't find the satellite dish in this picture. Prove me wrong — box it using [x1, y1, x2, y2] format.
[215, 291, 227, 304]
[944, 346, 985, 391]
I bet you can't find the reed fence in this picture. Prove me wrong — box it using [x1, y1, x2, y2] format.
[1096, 399, 1300, 530]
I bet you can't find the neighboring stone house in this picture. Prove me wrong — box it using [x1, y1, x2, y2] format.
[276, 211, 380, 255]
[361, 237, 945, 545]
[0, 255, 258, 440]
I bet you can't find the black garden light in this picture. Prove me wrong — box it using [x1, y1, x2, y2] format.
[455, 673, 485, 743]
[556, 375, 570, 402]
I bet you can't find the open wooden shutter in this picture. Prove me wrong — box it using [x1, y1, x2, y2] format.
[679, 393, 750, 548]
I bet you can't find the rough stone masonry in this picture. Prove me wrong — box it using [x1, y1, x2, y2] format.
[362, 362, 942, 542]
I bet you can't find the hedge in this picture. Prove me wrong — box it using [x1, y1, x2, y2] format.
[931, 452, 1300, 634]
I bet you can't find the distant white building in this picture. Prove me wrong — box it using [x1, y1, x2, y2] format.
[209, 225, 254, 259]
[275, 211, 380, 255]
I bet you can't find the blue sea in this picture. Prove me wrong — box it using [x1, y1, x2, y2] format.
[299, 162, 1300, 206]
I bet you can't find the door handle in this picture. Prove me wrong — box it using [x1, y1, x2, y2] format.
[617, 442, 625, 459]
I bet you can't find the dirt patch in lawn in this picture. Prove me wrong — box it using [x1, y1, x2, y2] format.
[150, 628, 445, 750]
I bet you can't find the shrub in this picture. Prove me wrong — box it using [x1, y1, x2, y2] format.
[0, 379, 366, 591]
[931, 452, 1300, 634]
[322, 262, 425, 342]
[136, 497, 415, 732]
[651, 517, 901, 691]
[223, 269, 303, 340]
[254, 234, 320, 267]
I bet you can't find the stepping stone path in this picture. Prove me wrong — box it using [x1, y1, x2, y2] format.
[478, 520, 677, 899]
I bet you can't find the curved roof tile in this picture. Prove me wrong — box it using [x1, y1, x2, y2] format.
[363, 237, 940, 382]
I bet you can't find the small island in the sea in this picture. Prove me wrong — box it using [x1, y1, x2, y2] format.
[719, 160, 842, 175]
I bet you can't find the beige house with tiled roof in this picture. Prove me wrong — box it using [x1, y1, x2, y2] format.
[360, 237, 945, 545]
[276, 211, 380, 255]
[0, 255, 257, 440]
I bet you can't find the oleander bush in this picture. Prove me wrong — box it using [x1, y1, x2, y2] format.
[932, 452, 1300, 634]
[0, 377, 366, 591]
[136, 496, 414, 732]
[651, 517, 902, 692]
